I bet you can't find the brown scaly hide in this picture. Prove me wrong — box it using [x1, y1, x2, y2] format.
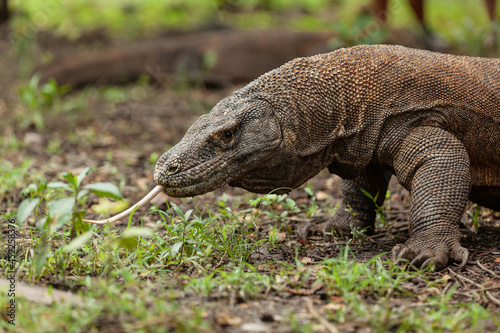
[154, 45, 500, 270]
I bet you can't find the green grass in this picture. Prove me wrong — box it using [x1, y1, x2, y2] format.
[2, 280, 213, 332]
[317, 249, 496, 332]
[3, 182, 499, 331]
[0, 159, 44, 220]
[4, 226, 498, 332]
[187, 263, 276, 300]
[0, 160, 32, 197]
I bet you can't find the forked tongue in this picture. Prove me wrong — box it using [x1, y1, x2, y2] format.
[83, 185, 164, 224]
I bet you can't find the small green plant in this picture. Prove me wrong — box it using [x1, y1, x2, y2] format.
[249, 192, 300, 221]
[318, 246, 422, 299]
[17, 167, 122, 236]
[148, 152, 159, 164]
[267, 224, 283, 248]
[153, 202, 218, 267]
[466, 204, 481, 230]
[0, 131, 24, 153]
[302, 184, 321, 217]
[361, 188, 389, 228]
[18, 75, 71, 130]
[14, 168, 127, 279]
[152, 200, 266, 267]
[187, 263, 274, 300]
[348, 224, 371, 245]
[318, 246, 497, 331]
[343, 204, 358, 218]
[0, 159, 32, 196]
[46, 138, 62, 154]
[211, 211, 265, 264]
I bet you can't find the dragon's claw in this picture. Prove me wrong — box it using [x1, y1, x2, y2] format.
[392, 237, 469, 271]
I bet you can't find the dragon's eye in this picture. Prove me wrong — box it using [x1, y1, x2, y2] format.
[224, 131, 233, 139]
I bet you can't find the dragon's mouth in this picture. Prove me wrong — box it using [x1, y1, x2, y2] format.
[83, 185, 164, 224]
[84, 140, 280, 225]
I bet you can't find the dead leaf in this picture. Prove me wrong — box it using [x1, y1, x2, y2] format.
[299, 257, 312, 264]
[438, 274, 453, 282]
[276, 232, 286, 241]
[316, 191, 329, 201]
[299, 239, 311, 246]
[310, 265, 326, 273]
[481, 210, 492, 217]
[282, 283, 324, 296]
[299, 264, 325, 274]
[324, 300, 345, 310]
[494, 258, 500, 263]
[216, 312, 241, 327]
[329, 295, 343, 302]
[275, 275, 285, 284]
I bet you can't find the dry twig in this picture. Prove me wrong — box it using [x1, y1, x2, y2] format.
[304, 297, 339, 333]
[476, 260, 500, 279]
[448, 269, 500, 307]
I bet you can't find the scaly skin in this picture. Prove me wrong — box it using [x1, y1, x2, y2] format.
[154, 45, 500, 270]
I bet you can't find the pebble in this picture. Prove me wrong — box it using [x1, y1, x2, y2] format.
[24, 132, 45, 146]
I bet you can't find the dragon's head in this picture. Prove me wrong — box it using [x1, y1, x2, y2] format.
[154, 95, 282, 197]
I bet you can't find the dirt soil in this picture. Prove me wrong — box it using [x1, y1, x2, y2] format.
[1, 28, 499, 332]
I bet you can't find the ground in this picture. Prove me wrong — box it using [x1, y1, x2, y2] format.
[0, 24, 499, 332]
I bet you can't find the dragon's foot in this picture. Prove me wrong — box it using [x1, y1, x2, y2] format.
[297, 216, 371, 243]
[297, 217, 340, 242]
[392, 236, 469, 271]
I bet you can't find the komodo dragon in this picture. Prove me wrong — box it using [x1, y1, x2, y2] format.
[84, 44, 500, 270]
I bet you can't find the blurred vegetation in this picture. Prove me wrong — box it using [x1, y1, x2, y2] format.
[4, 0, 498, 60]
[10, 0, 336, 39]
[6, 0, 496, 40]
